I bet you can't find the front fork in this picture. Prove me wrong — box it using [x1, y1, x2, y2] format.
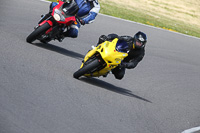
[37, 14, 67, 42]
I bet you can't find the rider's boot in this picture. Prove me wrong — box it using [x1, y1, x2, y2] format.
[103, 71, 111, 78]
[57, 36, 64, 42]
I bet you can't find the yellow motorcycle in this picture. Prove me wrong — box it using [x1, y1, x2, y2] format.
[73, 38, 129, 79]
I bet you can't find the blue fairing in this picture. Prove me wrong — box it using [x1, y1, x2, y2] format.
[116, 40, 129, 53]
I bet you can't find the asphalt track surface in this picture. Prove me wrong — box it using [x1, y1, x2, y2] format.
[1, 0, 200, 133]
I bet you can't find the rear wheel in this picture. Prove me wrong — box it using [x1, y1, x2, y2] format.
[26, 23, 51, 43]
[73, 59, 100, 79]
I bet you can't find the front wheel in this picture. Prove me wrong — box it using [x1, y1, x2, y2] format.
[73, 59, 100, 79]
[26, 22, 51, 43]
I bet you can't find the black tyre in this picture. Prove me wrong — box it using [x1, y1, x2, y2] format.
[73, 59, 100, 79]
[26, 23, 51, 43]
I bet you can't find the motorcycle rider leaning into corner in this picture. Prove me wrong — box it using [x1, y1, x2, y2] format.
[97, 31, 147, 80]
[49, 0, 100, 38]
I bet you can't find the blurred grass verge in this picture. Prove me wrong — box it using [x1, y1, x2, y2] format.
[48, 0, 200, 38]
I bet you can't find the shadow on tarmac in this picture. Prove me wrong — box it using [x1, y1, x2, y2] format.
[80, 77, 152, 103]
[33, 42, 84, 60]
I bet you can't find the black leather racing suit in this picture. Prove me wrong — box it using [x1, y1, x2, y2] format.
[98, 34, 145, 80]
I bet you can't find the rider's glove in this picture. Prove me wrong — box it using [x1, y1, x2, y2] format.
[97, 35, 108, 46]
[99, 35, 108, 42]
[79, 19, 85, 25]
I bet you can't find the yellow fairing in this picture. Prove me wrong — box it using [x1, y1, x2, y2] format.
[80, 38, 128, 77]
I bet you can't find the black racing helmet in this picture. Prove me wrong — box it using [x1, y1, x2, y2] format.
[133, 31, 147, 49]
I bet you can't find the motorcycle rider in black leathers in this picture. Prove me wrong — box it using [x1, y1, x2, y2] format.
[97, 31, 147, 80]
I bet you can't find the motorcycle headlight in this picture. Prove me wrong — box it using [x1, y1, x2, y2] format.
[54, 13, 61, 21]
[53, 9, 65, 21]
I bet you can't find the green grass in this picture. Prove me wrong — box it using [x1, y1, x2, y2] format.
[48, 0, 200, 38]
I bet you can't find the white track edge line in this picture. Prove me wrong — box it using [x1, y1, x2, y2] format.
[182, 126, 200, 133]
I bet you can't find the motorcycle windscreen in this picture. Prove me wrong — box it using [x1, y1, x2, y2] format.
[62, 1, 79, 16]
[116, 40, 129, 53]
